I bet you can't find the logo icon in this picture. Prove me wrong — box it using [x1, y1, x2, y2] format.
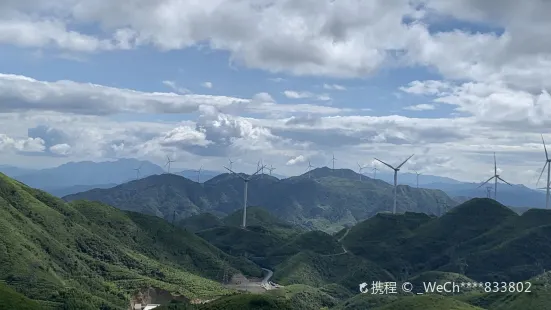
[359, 282, 369, 293]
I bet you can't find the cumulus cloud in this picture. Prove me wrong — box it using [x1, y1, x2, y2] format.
[0, 134, 45, 153]
[286, 155, 306, 166]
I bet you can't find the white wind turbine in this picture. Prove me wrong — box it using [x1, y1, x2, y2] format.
[228, 158, 235, 170]
[306, 160, 315, 178]
[257, 159, 265, 179]
[536, 134, 551, 209]
[413, 170, 421, 188]
[357, 162, 366, 181]
[164, 156, 175, 174]
[374, 154, 414, 214]
[331, 153, 337, 170]
[195, 166, 203, 183]
[267, 164, 276, 176]
[224, 165, 265, 228]
[477, 152, 512, 200]
[133, 163, 143, 180]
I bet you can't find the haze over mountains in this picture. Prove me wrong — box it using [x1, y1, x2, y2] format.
[2, 159, 547, 211]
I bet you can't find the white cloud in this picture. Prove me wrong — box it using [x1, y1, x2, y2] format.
[286, 155, 306, 166]
[49, 143, 71, 155]
[202, 82, 213, 89]
[404, 104, 436, 111]
[162, 80, 191, 94]
[283, 90, 332, 101]
[0, 73, 343, 117]
[323, 84, 346, 91]
[0, 134, 45, 153]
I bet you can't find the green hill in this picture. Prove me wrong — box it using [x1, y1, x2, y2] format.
[64, 168, 456, 232]
[272, 250, 394, 292]
[268, 231, 343, 256]
[340, 198, 551, 283]
[179, 213, 223, 232]
[0, 282, 42, 310]
[267, 284, 340, 310]
[199, 293, 293, 310]
[0, 173, 261, 309]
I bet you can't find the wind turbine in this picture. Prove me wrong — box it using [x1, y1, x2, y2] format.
[306, 160, 315, 178]
[133, 163, 143, 180]
[267, 164, 276, 176]
[357, 162, 365, 181]
[536, 134, 551, 209]
[477, 152, 512, 200]
[164, 156, 175, 174]
[257, 159, 265, 179]
[485, 186, 492, 198]
[372, 167, 379, 179]
[224, 165, 265, 228]
[331, 153, 337, 170]
[228, 158, 235, 170]
[195, 166, 203, 183]
[374, 154, 414, 214]
[413, 170, 421, 188]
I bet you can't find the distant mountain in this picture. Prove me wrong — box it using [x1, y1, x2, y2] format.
[45, 183, 118, 197]
[64, 167, 456, 232]
[374, 171, 464, 185]
[10, 158, 164, 190]
[177, 169, 222, 182]
[0, 165, 36, 177]
[422, 181, 547, 209]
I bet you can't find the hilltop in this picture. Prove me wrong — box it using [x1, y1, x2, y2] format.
[341, 198, 551, 282]
[64, 167, 456, 232]
[0, 172, 262, 309]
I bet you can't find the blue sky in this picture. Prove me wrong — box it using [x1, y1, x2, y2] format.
[0, 0, 550, 187]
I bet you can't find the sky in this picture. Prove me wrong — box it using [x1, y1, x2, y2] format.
[1, 0, 551, 186]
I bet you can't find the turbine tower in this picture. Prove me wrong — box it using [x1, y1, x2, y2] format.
[413, 170, 421, 188]
[267, 165, 276, 176]
[357, 162, 365, 181]
[331, 153, 337, 170]
[477, 152, 512, 200]
[374, 154, 414, 214]
[257, 159, 265, 179]
[228, 158, 235, 170]
[306, 160, 314, 178]
[133, 163, 143, 180]
[485, 186, 492, 198]
[195, 166, 203, 183]
[224, 165, 265, 228]
[164, 156, 175, 174]
[372, 167, 378, 179]
[536, 134, 551, 209]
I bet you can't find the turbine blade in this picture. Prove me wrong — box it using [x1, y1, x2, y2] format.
[477, 176, 495, 188]
[543, 134, 550, 160]
[497, 176, 513, 186]
[251, 165, 265, 177]
[374, 158, 395, 170]
[397, 154, 414, 169]
[536, 162, 548, 187]
[224, 166, 245, 180]
[494, 152, 497, 175]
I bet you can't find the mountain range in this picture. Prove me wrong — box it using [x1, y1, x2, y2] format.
[63, 167, 457, 232]
[1, 170, 550, 309]
[1, 159, 548, 210]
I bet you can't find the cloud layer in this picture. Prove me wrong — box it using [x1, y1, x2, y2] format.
[1, 0, 551, 186]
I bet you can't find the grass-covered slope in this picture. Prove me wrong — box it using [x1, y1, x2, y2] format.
[341, 198, 551, 283]
[272, 250, 394, 292]
[0, 173, 261, 309]
[374, 294, 484, 310]
[179, 213, 223, 232]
